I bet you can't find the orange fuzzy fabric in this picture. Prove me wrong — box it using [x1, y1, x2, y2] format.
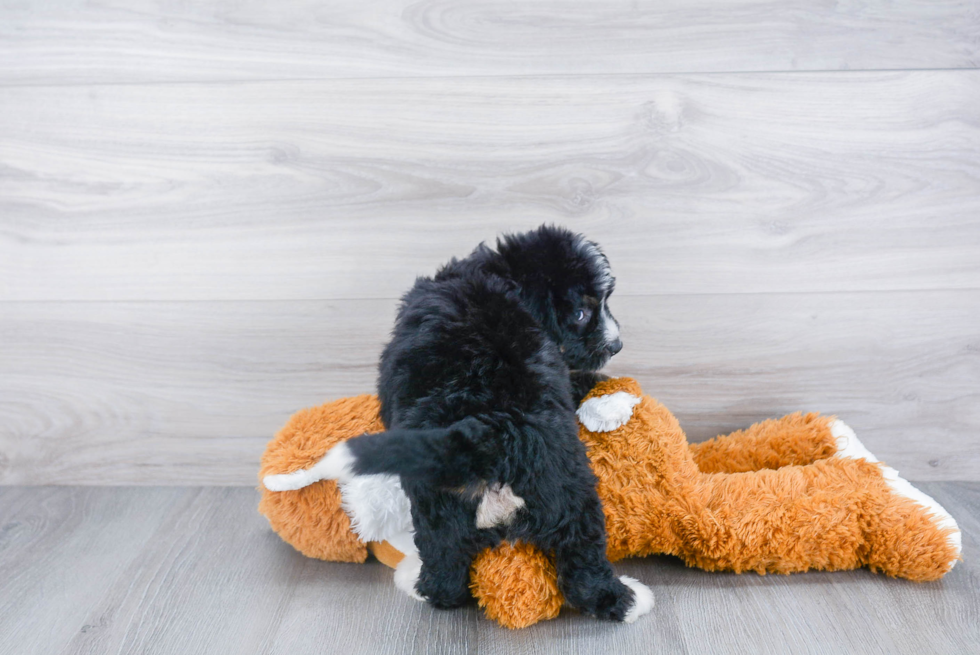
[689, 412, 839, 473]
[471, 542, 563, 628]
[259, 378, 960, 629]
[258, 394, 384, 562]
[579, 379, 958, 579]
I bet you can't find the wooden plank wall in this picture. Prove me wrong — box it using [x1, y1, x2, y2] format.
[1, 1, 978, 484]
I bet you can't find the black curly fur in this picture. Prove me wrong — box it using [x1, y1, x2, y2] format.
[343, 225, 635, 620]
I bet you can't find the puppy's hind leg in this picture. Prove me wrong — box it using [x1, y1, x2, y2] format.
[407, 485, 497, 609]
[552, 543, 654, 623]
[548, 496, 654, 623]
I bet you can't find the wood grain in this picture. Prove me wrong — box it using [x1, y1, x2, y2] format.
[2, 71, 979, 302]
[1, 1, 978, 85]
[2, 291, 977, 485]
[0, 486, 187, 655]
[0, 485, 976, 654]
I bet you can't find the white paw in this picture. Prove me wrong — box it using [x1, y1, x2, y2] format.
[620, 575, 655, 623]
[831, 419, 962, 569]
[576, 392, 641, 432]
[262, 442, 355, 491]
[394, 552, 426, 602]
[475, 483, 526, 529]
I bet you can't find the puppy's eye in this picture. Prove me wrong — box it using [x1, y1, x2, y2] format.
[575, 308, 591, 323]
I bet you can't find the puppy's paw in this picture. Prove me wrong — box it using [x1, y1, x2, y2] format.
[619, 576, 655, 623]
[394, 552, 426, 602]
[576, 392, 641, 432]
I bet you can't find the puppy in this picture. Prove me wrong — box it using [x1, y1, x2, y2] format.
[266, 225, 653, 622]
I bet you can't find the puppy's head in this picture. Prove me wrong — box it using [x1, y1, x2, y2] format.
[496, 225, 622, 372]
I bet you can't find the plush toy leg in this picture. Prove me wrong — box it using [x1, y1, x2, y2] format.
[470, 542, 564, 629]
[371, 538, 563, 628]
[690, 412, 838, 474]
[829, 420, 962, 578]
[258, 394, 385, 563]
[579, 380, 962, 582]
[672, 430, 962, 581]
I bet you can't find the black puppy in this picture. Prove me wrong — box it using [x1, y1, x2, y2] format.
[273, 225, 652, 622]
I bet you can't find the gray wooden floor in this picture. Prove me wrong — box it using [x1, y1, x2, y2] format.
[0, 483, 977, 655]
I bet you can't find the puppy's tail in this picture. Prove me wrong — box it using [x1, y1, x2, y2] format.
[262, 417, 495, 491]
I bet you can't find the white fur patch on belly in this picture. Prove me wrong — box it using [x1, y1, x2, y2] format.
[475, 483, 526, 529]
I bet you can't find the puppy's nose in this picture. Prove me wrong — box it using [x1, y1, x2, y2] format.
[608, 338, 623, 355]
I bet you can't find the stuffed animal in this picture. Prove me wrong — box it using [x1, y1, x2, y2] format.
[258, 377, 962, 629]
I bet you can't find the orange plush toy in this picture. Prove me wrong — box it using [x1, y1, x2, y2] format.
[258, 377, 962, 629]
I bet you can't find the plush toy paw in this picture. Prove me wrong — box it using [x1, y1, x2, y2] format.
[576, 391, 641, 432]
[831, 419, 962, 574]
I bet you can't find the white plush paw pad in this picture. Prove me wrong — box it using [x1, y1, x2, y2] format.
[394, 552, 426, 602]
[475, 483, 526, 529]
[831, 420, 879, 463]
[576, 392, 641, 432]
[620, 575, 655, 623]
[831, 419, 962, 568]
[880, 467, 962, 568]
[262, 442, 355, 491]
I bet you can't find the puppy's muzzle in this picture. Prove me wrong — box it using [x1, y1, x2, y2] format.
[607, 338, 623, 356]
